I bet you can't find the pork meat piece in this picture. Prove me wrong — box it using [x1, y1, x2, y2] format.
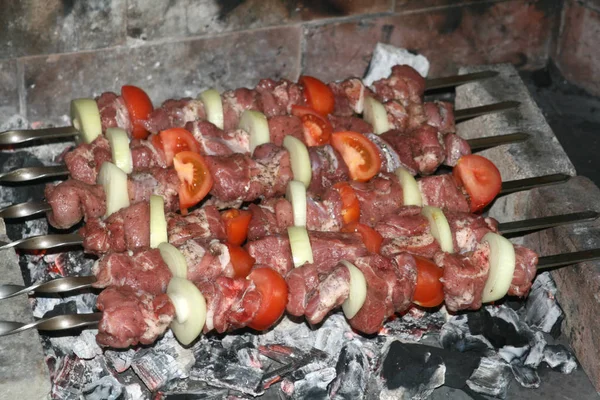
[350, 173, 404, 226]
[418, 174, 470, 213]
[167, 205, 226, 246]
[328, 115, 373, 134]
[308, 145, 350, 197]
[303, 264, 351, 324]
[443, 133, 471, 167]
[380, 130, 419, 174]
[144, 98, 206, 134]
[384, 101, 410, 132]
[197, 276, 261, 333]
[222, 88, 262, 130]
[436, 242, 490, 311]
[372, 65, 426, 106]
[377, 207, 442, 259]
[96, 287, 175, 348]
[329, 78, 365, 116]
[366, 133, 405, 174]
[80, 202, 150, 254]
[93, 249, 173, 294]
[268, 115, 304, 146]
[45, 180, 106, 229]
[245, 235, 294, 277]
[256, 79, 305, 117]
[186, 120, 250, 155]
[247, 198, 294, 241]
[444, 210, 498, 253]
[64, 136, 112, 184]
[128, 168, 180, 211]
[207, 143, 292, 203]
[130, 139, 167, 170]
[508, 245, 538, 297]
[178, 239, 237, 281]
[423, 101, 455, 134]
[97, 92, 131, 134]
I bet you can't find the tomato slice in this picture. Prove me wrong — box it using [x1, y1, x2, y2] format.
[152, 128, 200, 166]
[333, 182, 360, 226]
[453, 155, 502, 213]
[226, 243, 255, 278]
[121, 85, 154, 140]
[173, 151, 213, 211]
[299, 76, 335, 116]
[412, 256, 444, 308]
[331, 131, 382, 182]
[221, 209, 253, 246]
[342, 222, 383, 254]
[247, 267, 288, 331]
[291, 105, 333, 146]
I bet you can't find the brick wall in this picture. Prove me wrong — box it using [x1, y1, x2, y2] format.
[0, 0, 560, 125]
[554, 0, 600, 97]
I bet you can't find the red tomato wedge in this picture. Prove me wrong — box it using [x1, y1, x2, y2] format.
[221, 209, 253, 246]
[152, 128, 200, 166]
[299, 76, 335, 116]
[331, 131, 382, 182]
[453, 155, 502, 213]
[291, 105, 333, 146]
[247, 267, 288, 331]
[412, 256, 444, 308]
[333, 182, 360, 226]
[121, 85, 154, 140]
[225, 243, 255, 278]
[342, 222, 383, 254]
[173, 151, 213, 211]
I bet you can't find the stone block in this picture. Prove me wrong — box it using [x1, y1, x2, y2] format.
[0, 60, 20, 122]
[554, 0, 600, 97]
[22, 25, 301, 126]
[303, 0, 557, 81]
[0, 219, 51, 399]
[127, 0, 392, 42]
[0, 0, 127, 60]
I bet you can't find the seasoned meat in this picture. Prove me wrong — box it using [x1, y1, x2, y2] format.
[372, 65, 426, 106]
[167, 205, 226, 246]
[64, 136, 112, 184]
[308, 145, 350, 197]
[45, 179, 106, 229]
[144, 98, 205, 134]
[97, 92, 131, 134]
[268, 115, 304, 146]
[418, 174, 471, 213]
[509, 245, 538, 297]
[187, 120, 250, 156]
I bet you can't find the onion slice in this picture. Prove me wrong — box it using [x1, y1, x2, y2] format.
[106, 127, 133, 174]
[149, 195, 168, 248]
[239, 110, 270, 152]
[287, 226, 313, 267]
[97, 162, 130, 217]
[363, 97, 390, 135]
[70, 98, 102, 143]
[394, 167, 422, 206]
[158, 243, 188, 278]
[340, 260, 367, 319]
[167, 277, 207, 345]
[199, 89, 224, 129]
[283, 135, 311, 188]
[286, 180, 307, 227]
[421, 206, 454, 253]
[481, 232, 516, 303]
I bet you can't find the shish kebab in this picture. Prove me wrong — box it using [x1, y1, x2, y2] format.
[1, 204, 598, 348]
[0, 68, 499, 147]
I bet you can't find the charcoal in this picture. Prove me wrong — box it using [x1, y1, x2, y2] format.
[131, 332, 195, 391]
[524, 272, 564, 336]
[237, 347, 263, 369]
[291, 367, 336, 400]
[81, 375, 123, 400]
[105, 348, 137, 373]
[314, 325, 350, 359]
[468, 306, 533, 349]
[47, 329, 102, 360]
[466, 356, 511, 399]
[439, 314, 494, 355]
[498, 345, 528, 363]
[543, 344, 578, 374]
[328, 341, 370, 400]
[510, 361, 541, 389]
[523, 331, 547, 368]
[381, 308, 446, 343]
[378, 341, 445, 399]
[158, 379, 231, 399]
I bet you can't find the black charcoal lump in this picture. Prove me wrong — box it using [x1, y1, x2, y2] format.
[328, 341, 370, 400]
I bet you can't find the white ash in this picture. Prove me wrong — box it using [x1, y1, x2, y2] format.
[123, 383, 148, 400]
[32, 291, 97, 318]
[292, 367, 336, 399]
[524, 331, 547, 368]
[363, 43, 430, 86]
[543, 344, 578, 374]
[523, 272, 564, 333]
[510, 362, 541, 389]
[439, 314, 494, 353]
[48, 329, 103, 360]
[467, 355, 511, 399]
[104, 348, 137, 373]
[81, 375, 124, 400]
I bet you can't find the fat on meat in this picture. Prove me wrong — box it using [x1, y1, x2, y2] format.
[308, 145, 350, 197]
[64, 136, 112, 184]
[371, 65, 426, 106]
[350, 173, 404, 226]
[418, 174, 470, 213]
[96, 287, 174, 348]
[167, 205, 226, 246]
[97, 92, 131, 134]
[144, 98, 206, 134]
[509, 245, 538, 297]
[178, 239, 236, 282]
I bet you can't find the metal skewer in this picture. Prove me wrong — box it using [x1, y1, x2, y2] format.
[0, 275, 97, 300]
[424, 70, 499, 91]
[2, 245, 600, 336]
[454, 101, 520, 122]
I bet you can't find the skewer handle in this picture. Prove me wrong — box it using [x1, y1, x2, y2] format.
[0, 276, 97, 300]
[0, 313, 102, 337]
[0, 126, 78, 146]
[0, 165, 69, 183]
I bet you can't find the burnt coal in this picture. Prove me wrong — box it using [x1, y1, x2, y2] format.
[81, 375, 123, 400]
[523, 331, 547, 368]
[292, 367, 336, 400]
[378, 341, 445, 399]
[543, 344, 578, 374]
[510, 362, 541, 389]
[466, 356, 511, 399]
[524, 272, 564, 337]
[440, 314, 494, 355]
[468, 306, 534, 349]
[328, 341, 370, 400]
